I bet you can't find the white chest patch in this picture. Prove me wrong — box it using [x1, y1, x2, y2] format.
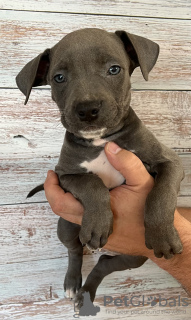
[80, 150, 125, 189]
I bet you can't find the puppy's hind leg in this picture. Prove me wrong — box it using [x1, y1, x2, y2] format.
[75, 254, 147, 308]
[57, 217, 83, 299]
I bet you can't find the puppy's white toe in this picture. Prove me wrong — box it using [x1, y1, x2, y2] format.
[65, 288, 76, 299]
[86, 244, 95, 252]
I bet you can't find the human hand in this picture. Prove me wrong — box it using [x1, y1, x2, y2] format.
[44, 142, 154, 257]
[44, 170, 84, 225]
[103, 142, 154, 257]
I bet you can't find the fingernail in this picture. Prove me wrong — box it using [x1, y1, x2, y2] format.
[107, 142, 122, 154]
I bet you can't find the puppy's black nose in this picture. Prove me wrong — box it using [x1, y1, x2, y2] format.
[76, 101, 100, 122]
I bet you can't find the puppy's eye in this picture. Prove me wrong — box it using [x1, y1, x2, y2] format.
[108, 65, 121, 75]
[54, 74, 66, 83]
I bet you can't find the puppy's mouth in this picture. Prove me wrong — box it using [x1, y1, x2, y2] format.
[79, 127, 107, 140]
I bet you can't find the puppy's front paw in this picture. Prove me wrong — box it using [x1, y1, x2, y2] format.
[145, 225, 183, 259]
[79, 210, 113, 249]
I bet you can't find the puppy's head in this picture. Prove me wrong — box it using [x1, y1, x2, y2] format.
[16, 28, 159, 139]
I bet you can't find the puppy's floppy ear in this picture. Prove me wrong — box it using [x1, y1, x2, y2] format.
[115, 31, 159, 81]
[16, 49, 50, 105]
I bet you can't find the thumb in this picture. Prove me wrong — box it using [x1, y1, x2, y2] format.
[105, 142, 154, 192]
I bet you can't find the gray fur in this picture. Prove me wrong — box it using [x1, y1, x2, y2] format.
[16, 28, 184, 307]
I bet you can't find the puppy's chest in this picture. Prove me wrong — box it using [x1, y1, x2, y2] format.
[80, 149, 125, 189]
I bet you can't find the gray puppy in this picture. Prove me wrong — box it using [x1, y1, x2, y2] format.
[16, 28, 184, 307]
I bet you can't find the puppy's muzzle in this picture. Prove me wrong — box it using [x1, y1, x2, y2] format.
[75, 100, 102, 122]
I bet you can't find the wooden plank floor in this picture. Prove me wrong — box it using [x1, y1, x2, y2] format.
[0, 1, 191, 319]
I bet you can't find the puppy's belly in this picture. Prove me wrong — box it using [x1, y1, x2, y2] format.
[80, 150, 125, 189]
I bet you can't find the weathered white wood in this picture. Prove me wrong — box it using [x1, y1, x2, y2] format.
[0, 89, 190, 206]
[0, 204, 65, 264]
[177, 197, 191, 208]
[1, 89, 191, 155]
[1, 2, 191, 318]
[0, 89, 62, 158]
[0, 288, 190, 320]
[0, 154, 190, 205]
[0, 257, 190, 319]
[0, 254, 190, 307]
[0, 299, 189, 320]
[1, 203, 191, 315]
[131, 91, 191, 149]
[1, 204, 191, 266]
[1, 0, 191, 19]
[1, 10, 191, 90]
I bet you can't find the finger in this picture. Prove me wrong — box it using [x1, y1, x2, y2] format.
[105, 142, 154, 192]
[44, 170, 64, 207]
[44, 170, 84, 216]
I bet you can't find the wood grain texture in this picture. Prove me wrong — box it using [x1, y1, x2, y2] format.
[1, 89, 191, 154]
[0, 154, 190, 206]
[0, 248, 190, 308]
[0, 204, 64, 264]
[1, 10, 191, 90]
[1, 203, 190, 266]
[1, 202, 191, 316]
[1, 1, 191, 318]
[0, 289, 190, 320]
[1, 89, 190, 206]
[1, 0, 191, 19]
